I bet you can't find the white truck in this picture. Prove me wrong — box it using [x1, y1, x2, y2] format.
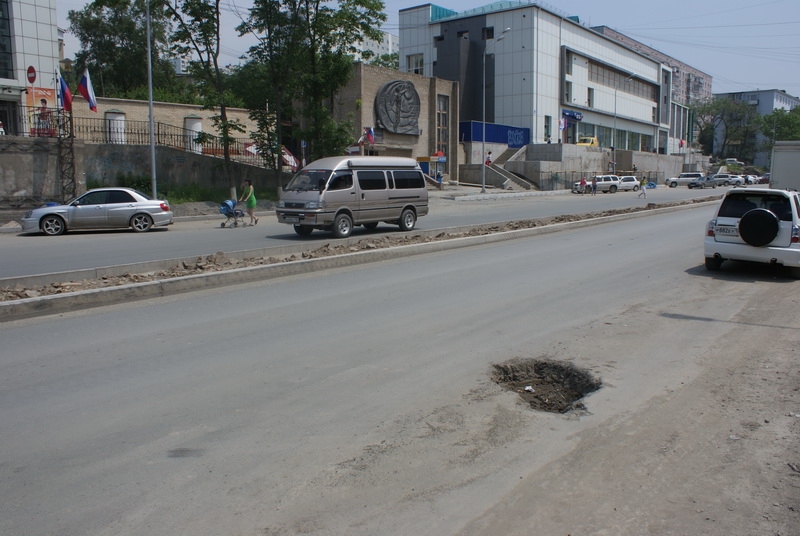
[770, 141, 800, 190]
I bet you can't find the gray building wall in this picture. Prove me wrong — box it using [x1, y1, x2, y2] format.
[0, 138, 280, 205]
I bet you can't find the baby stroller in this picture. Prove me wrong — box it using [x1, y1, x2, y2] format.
[219, 200, 245, 228]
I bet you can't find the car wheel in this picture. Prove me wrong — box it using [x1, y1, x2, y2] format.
[293, 225, 313, 236]
[668, 182, 677, 188]
[724, 181, 730, 186]
[131, 213, 154, 232]
[633, 185, 639, 191]
[739, 208, 779, 247]
[363, 222, 379, 231]
[41, 215, 65, 236]
[398, 208, 416, 231]
[609, 185, 617, 193]
[705, 256, 722, 271]
[332, 213, 353, 238]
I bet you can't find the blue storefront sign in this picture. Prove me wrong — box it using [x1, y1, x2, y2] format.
[562, 110, 583, 121]
[459, 121, 530, 147]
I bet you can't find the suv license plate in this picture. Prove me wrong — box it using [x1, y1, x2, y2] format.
[716, 226, 738, 236]
[285, 216, 300, 223]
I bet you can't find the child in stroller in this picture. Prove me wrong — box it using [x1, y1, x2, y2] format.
[219, 200, 245, 227]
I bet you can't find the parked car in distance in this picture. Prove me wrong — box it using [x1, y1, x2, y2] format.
[666, 172, 704, 188]
[757, 173, 770, 184]
[571, 175, 620, 193]
[704, 187, 800, 277]
[743, 175, 758, 185]
[708, 173, 743, 186]
[618, 176, 641, 191]
[687, 176, 716, 189]
[20, 187, 173, 236]
[724, 158, 745, 167]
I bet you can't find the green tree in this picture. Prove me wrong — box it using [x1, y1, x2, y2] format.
[759, 107, 800, 156]
[244, 0, 386, 162]
[362, 51, 399, 70]
[692, 97, 760, 162]
[67, 0, 177, 97]
[165, 0, 246, 199]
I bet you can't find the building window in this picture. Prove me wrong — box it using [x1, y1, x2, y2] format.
[544, 115, 551, 141]
[0, 0, 13, 79]
[564, 81, 572, 103]
[436, 94, 449, 160]
[587, 87, 594, 108]
[565, 52, 572, 75]
[407, 53, 423, 75]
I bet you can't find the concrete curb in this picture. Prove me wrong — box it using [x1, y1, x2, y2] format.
[0, 201, 712, 322]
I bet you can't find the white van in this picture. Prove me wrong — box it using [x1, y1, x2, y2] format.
[276, 156, 429, 238]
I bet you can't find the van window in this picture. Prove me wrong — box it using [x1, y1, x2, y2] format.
[357, 170, 387, 191]
[286, 169, 331, 191]
[393, 170, 425, 189]
[328, 172, 353, 191]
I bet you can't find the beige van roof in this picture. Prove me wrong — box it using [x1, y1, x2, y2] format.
[303, 156, 420, 170]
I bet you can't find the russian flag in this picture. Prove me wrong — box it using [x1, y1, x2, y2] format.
[59, 74, 72, 112]
[77, 69, 97, 112]
[365, 127, 374, 145]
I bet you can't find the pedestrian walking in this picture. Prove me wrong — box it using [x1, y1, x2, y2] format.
[638, 177, 647, 198]
[238, 179, 258, 226]
[485, 151, 493, 166]
[579, 177, 587, 195]
[591, 176, 597, 196]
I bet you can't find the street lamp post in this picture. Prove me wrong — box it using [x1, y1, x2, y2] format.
[481, 28, 510, 193]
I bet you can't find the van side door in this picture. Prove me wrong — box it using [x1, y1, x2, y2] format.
[355, 170, 389, 223]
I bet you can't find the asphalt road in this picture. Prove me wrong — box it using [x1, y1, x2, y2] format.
[8, 203, 791, 536]
[0, 186, 720, 278]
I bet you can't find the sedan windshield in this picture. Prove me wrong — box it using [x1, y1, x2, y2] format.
[285, 169, 332, 191]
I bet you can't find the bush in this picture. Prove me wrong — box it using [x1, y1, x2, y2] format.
[115, 172, 152, 193]
[160, 184, 227, 204]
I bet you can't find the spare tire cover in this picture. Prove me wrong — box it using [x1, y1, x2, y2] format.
[738, 208, 779, 247]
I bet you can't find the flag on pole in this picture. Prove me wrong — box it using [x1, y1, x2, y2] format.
[679, 139, 685, 148]
[59, 74, 73, 112]
[357, 127, 375, 145]
[77, 69, 98, 112]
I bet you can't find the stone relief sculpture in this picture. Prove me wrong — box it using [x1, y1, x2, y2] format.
[375, 80, 420, 135]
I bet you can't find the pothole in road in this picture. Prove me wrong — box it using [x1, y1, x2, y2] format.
[492, 359, 602, 413]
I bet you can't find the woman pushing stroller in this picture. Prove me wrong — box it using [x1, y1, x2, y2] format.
[238, 179, 258, 226]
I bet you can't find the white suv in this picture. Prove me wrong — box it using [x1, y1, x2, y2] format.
[704, 188, 800, 277]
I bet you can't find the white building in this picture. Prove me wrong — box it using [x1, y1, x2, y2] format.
[400, 2, 688, 155]
[352, 31, 399, 63]
[0, 0, 60, 135]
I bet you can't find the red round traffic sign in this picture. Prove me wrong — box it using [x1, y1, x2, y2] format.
[27, 66, 36, 84]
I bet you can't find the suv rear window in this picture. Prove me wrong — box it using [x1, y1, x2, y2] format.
[718, 193, 792, 220]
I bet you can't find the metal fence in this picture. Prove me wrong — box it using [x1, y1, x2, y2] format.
[8, 105, 270, 168]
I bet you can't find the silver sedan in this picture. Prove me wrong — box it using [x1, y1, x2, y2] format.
[20, 187, 174, 236]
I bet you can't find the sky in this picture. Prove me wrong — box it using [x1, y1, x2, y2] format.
[57, 0, 800, 97]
